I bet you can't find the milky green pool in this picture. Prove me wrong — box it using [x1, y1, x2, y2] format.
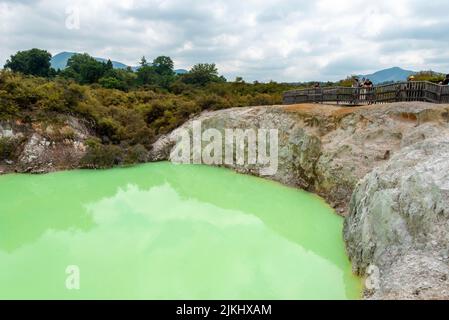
[0, 162, 361, 299]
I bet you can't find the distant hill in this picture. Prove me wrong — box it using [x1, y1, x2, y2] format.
[51, 52, 188, 75]
[175, 69, 188, 75]
[358, 67, 416, 84]
[51, 52, 129, 70]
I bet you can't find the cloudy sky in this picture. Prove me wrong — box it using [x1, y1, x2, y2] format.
[0, 0, 448, 82]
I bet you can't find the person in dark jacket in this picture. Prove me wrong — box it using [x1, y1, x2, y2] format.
[364, 79, 374, 104]
[442, 74, 449, 85]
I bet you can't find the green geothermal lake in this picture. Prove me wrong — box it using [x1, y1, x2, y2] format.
[0, 162, 361, 299]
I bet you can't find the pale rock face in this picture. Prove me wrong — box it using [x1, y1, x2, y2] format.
[344, 137, 449, 299]
[150, 106, 323, 189]
[19, 133, 47, 165]
[1, 116, 91, 173]
[0, 122, 24, 139]
[0, 124, 14, 138]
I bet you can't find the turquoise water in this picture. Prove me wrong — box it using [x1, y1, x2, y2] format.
[0, 162, 361, 299]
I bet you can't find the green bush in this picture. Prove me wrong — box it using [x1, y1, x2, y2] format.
[247, 93, 280, 106]
[97, 117, 121, 142]
[124, 144, 148, 164]
[196, 94, 231, 110]
[81, 139, 123, 168]
[0, 137, 20, 160]
[412, 71, 445, 83]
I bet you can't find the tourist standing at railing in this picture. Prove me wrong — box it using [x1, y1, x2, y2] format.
[406, 75, 418, 101]
[360, 78, 367, 101]
[352, 78, 360, 104]
[442, 74, 449, 85]
[313, 82, 321, 103]
[365, 79, 374, 104]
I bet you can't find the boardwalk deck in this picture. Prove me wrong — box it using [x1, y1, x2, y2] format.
[283, 81, 449, 105]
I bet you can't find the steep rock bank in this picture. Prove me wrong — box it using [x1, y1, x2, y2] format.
[344, 137, 449, 299]
[0, 116, 91, 174]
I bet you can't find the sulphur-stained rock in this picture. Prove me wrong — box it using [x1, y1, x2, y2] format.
[150, 106, 323, 189]
[344, 137, 449, 299]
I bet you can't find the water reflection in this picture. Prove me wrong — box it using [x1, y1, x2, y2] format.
[0, 163, 361, 299]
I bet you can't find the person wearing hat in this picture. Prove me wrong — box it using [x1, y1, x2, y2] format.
[406, 75, 416, 101]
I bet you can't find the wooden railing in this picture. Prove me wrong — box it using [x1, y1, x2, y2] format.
[283, 81, 449, 105]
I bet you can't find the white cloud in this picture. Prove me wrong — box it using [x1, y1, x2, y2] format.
[0, 0, 448, 82]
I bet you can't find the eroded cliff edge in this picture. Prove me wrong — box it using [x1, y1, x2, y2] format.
[149, 102, 449, 299]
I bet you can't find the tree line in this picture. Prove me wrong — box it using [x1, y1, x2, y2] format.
[3, 48, 227, 91]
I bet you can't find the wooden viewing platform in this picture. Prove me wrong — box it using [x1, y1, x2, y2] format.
[283, 81, 449, 105]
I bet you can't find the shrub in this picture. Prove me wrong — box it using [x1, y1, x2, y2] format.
[96, 117, 121, 142]
[247, 93, 280, 106]
[59, 126, 77, 140]
[196, 94, 231, 111]
[413, 71, 445, 83]
[0, 137, 20, 160]
[124, 144, 148, 164]
[81, 138, 123, 168]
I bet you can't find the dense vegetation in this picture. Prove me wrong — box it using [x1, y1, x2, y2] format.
[1, 49, 296, 167]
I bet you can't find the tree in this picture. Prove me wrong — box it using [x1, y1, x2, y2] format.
[140, 56, 148, 67]
[62, 53, 106, 84]
[4, 48, 52, 77]
[152, 56, 174, 75]
[136, 65, 158, 86]
[136, 56, 176, 88]
[99, 76, 122, 90]
[99, 69, 137, 91]
[105, 59, 114, 71]
[153, 56, 175, 88]
[181, 63, 224, 86]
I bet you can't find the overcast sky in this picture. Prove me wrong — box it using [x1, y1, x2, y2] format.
[0, 0, 448, 82]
